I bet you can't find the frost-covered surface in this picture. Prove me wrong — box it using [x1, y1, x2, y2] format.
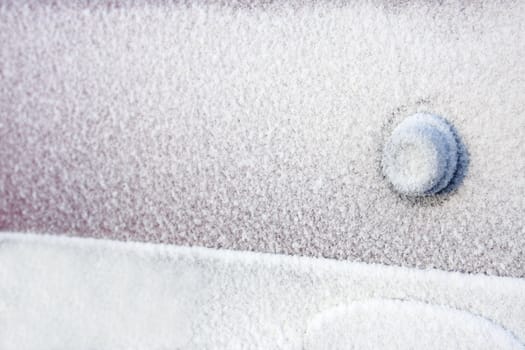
[0, 233, 524, 349]
[0, 1, 524, 277]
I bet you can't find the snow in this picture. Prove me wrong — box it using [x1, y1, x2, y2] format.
[305, 300, 525, 350]
[0, 1, 525, 277]
[1, 233, 525, 349]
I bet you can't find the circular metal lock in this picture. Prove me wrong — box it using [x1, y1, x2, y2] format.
[382, 113, 459, 196]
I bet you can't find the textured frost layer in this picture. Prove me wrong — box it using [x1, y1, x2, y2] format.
[0, 1, 524, 277]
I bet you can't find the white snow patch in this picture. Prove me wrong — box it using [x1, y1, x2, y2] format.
[1, 233, 524, 349]
[305, 299, 524, 350]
